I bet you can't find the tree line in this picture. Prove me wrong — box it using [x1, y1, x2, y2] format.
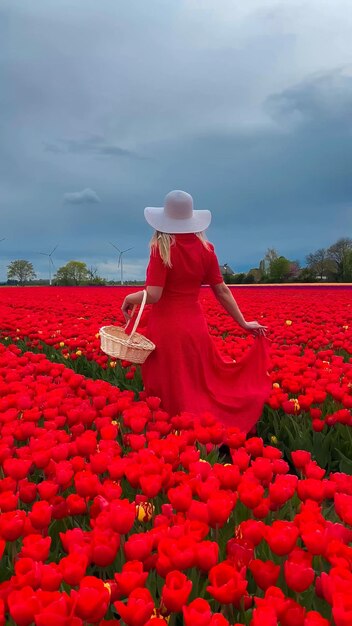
[6, 260, 112, 286]
[4, 237, 352, 286]
[224, 237, 352, 284]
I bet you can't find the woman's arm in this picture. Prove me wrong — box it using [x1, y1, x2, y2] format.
[211, 282, 247, 327]
[121, 286, 163, 322]
[211, 282, 268, 336]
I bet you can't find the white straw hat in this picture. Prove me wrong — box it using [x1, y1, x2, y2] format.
[144, 190, 212, 234]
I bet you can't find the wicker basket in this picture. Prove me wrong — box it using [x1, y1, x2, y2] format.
[99, 289, 155, 364]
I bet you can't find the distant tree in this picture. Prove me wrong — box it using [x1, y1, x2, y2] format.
[54, 261, 89, 286]
[327, 238, 352, 281]
[87, 265, 106, 285]
[297, 267, 318, 283]
[230, 273, 246, 284]
[287, 260, 301, 280]
[306, 248, 335, 280]
[341, 249, 352, 282]
[7, 260, 36, 286]
[243, 273, 256, 284]
[268, 256, 291, 282]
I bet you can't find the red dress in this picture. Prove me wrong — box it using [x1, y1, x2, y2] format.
[141, 234, 271, 434]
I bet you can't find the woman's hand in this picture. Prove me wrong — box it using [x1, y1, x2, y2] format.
[121, 297, 134, 323]
[121, 287, 163, 324]
[242, 320, 269, 337]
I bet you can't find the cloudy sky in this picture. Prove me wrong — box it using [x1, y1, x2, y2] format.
[1, 0, 351, 282]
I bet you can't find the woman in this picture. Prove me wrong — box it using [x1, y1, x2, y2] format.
[122, 190, 271, 434]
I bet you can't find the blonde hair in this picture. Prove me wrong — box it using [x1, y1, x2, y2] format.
[150, 231, 211, 267]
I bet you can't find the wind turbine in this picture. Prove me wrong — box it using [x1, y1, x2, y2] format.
[109, 242, 133, 285]
[39, 244, 58, 285]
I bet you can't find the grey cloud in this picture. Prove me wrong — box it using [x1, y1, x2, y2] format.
[63, 188, 101, 204]
[45, 136, 141, 159]
[265, 66, 352, 128]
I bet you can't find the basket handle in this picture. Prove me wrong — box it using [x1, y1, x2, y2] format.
[127, 289, 148, 340]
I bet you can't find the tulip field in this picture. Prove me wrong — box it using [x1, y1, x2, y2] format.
[0, 285, 352, 626]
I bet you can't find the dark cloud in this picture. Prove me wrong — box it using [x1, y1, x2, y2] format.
[265, 67, 352, 128]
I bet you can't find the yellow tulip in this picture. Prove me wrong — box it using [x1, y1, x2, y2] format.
[136, 502, 154, 522]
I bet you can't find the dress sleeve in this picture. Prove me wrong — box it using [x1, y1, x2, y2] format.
[145, 246, 168, 287]
[204, 244, 224, 286]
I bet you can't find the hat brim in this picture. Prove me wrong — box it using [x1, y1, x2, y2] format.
[144, 207, 211, 234]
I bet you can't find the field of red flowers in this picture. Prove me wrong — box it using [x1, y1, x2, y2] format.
[0, 285, 351, 625]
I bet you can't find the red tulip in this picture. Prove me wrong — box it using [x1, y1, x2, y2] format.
[249, 559, 280, 591]
[332, 592, 352, 626]
[167, 484, 193, 512]
[91, 529, 120, 567]
[37, 480, 59, 500]
[161, 570, 192, 613]
[334, 493, 352, 526]
[207, 491, 235, 528]
[183, 598, 212, 626]
[59, 553, 88, 586]
[124, 533, 153, 562]
[140, 474, 163, 498]
[207, 562, 248, 604]
[195, 541, 219, 573]
[29, 501, 52, 530]
[304, 611, 330, 626]
[67, 494, 87, 515]
[291, 450, 311, 469]
[265, 521, 299, 556]
[0, 489, 18, 512]
[38, 563, 63, 591]
[18, 480, 37, 504]
[250, 605, 277, 626]
[20, 535, 51, 561]
[284, 559, 315, 593]
[280, 599, 306, 626]
[238, 480, 264, 509]
[114, 561, 148, 597]
[73, 576, 110, 622]
[8, 586, 40, 626]
[3, 458, 32, 481]
[109, 499, 136, 534]
[0, 510, 26, 541]
[114, 588, 154, 626]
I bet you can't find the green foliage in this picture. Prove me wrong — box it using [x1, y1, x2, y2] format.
[257, 406, 352, 474]
[341, 249, 352, 282]
[268, 256, 291, 282]
[327, 237, 352, 282]
[296, 268, 318, 283]
[54, 261, 90, 286]
[54, 262, 106, 286]
[7, 260, 36, 285]
[226, 273, 246, 284]
[242, 273, 255, 284]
